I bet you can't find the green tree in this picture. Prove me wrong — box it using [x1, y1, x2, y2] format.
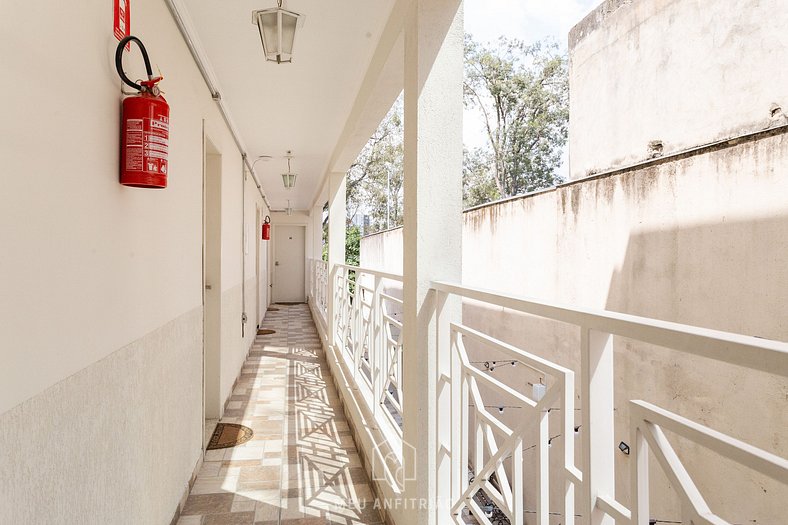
[346, 97, 404, 233]
[345, 225, 361, 267]
[463, 147, 500, 208]
[464, 35, 568, 206]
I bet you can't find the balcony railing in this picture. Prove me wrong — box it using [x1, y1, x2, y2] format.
[332, 265, 405, 453]
[309, 261, 788, 525]
[309, 259, 328, 327]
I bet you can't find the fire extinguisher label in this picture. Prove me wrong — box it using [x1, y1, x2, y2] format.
[143, 116, 168, 174]
[125, 119, 144, 171]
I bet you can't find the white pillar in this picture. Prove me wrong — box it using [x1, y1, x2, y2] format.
[311, 201, 324, 263]
[401, 1, 463, 523]
[327, 172, 346, 348]
[306, 200, 323, 302]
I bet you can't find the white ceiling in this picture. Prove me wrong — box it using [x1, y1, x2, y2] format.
[183, 0, 396, 210]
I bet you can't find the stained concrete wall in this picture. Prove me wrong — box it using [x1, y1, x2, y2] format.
[568, 0, 788, 179]
[0, 0, 268, 522]
[360, 129, 788, 524]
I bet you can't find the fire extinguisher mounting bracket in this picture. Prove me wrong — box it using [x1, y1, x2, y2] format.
[115, 36, 160, 93]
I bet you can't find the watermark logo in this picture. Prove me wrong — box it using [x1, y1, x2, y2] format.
[371, 438, 417, 485]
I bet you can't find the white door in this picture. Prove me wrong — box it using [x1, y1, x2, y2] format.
[273, 225, 305, 303]
[203, 137, 222, 421]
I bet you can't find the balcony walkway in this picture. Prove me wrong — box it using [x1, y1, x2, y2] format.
[177, 304, 382, 525]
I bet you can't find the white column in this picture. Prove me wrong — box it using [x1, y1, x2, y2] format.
[327, 172, 346, 348]
[306, 200, 323, 302]
[311, 201, 324, 263]
[402, 1, 463, 524]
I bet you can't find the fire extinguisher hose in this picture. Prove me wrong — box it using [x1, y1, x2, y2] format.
[115, 36, 155, 92]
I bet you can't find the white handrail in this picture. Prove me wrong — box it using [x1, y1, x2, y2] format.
[432, 281, 788, 377]
[336, 263, 404, 283]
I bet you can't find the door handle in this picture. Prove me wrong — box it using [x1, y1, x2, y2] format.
[205, 284, 213, 290]
[275, 261, 280, 266]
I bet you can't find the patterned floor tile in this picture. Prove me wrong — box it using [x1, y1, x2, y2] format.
[181, 304, 382, 525]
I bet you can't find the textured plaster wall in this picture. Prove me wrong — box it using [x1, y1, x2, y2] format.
[360, 227, 404, 275]
[0, 308, 203, 524]
[568, 0, 788, 179]
[360, 132, 788, 523]
[0, 0, 266, 521]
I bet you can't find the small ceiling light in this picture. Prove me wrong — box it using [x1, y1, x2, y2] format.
[281, 152, 297, 190]
[252, 1, 303, 64]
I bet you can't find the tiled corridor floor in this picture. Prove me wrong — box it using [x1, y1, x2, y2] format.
[178, 304, 382, 525]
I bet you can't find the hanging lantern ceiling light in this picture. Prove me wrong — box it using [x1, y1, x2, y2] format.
[281, 152, 297, 189]
[252, 1, 303, 64]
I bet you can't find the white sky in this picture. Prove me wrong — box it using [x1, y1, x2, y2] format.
[463, 0, 600, 177]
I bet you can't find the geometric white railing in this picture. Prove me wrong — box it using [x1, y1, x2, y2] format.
[309, 258, 328, 323]
[449, 323, 578, 525]
[629, 401, 788, 525]
[432, 281, 788, 525]
[333, 264, 405, 459]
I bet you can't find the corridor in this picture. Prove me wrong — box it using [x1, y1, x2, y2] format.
[177, 305, 382, 525]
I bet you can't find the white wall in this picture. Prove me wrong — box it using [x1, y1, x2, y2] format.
[0, 0, 267, 521]
[568, 0, 788, 179]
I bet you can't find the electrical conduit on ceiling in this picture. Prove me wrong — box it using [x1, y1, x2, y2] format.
[163, 0, 271, 209]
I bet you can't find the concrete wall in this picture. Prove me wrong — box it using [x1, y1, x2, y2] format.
[360, 130, 788, 523]
[568, 0, 788, 179]
[0, 0, 268, 522]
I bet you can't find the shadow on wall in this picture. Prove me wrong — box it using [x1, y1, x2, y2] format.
[604, 215, 788, 525]
[460, 214, 788, 525]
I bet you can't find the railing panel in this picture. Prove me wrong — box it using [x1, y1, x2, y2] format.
[434, 280, 788, 525]
[328, 264, 405, 464]
[450, 321, 576, 525]
[308, 258, 328, 324]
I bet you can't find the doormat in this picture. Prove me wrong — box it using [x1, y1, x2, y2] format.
[275, 302, 304, 305]
[257, 329, 276, 335]
[207, 423, 254, 450]
[267, 308, 280, 311]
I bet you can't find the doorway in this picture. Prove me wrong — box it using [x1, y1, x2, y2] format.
[273, 225, 306, 303]
[203, 135, 223, 439]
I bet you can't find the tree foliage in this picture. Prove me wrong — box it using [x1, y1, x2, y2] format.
[346, 98, 404, 233]
[463, 35, 568, 207]
[345, 35, 569, 221]
[345, 225, 361, 267]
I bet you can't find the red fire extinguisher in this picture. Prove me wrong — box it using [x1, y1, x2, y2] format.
[262, 216, 271, 240]
[116, 36, 169, 188]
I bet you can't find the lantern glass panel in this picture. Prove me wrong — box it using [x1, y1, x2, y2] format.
[257, 11, 279, 61]
[282, 173, 297, 189]
[280, 12, 298, 57]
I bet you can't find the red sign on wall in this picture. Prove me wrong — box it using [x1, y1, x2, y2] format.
[114, 0, 130, 42]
